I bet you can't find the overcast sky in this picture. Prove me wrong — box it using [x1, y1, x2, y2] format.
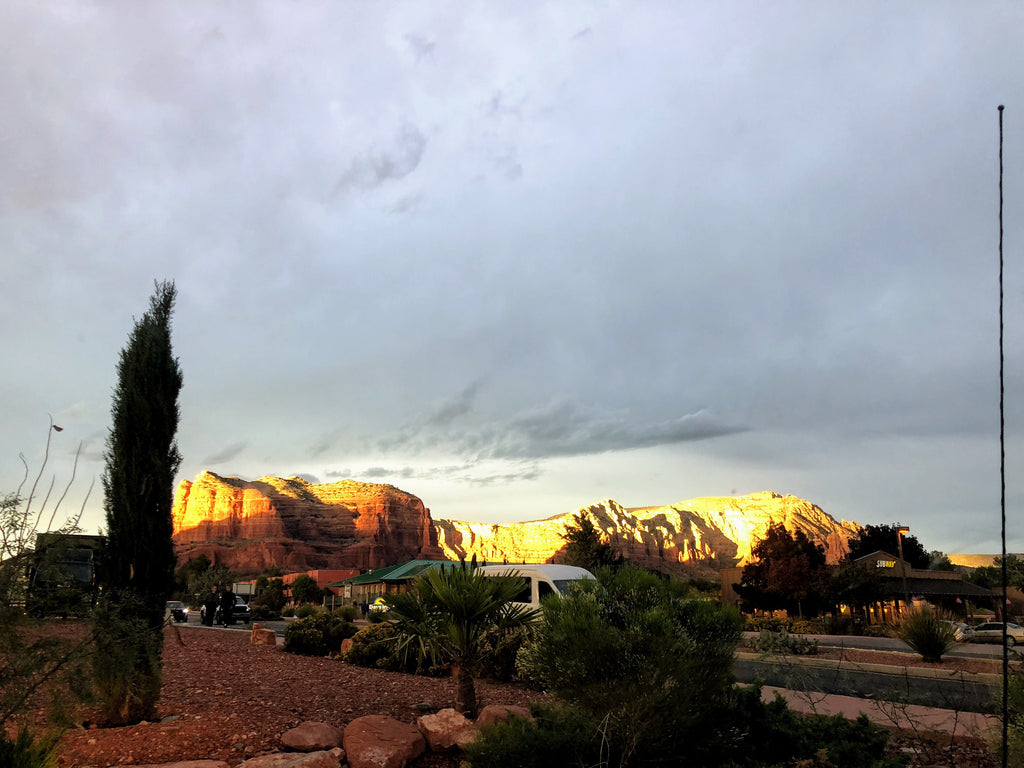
[3, 2, 1023, 555]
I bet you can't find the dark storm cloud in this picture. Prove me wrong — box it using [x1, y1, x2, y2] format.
[202, 441, 247, 465]
[331, 123, 427, 197]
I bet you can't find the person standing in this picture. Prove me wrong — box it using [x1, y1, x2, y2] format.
[220, 585, 236, 626]
[202, 586, 219, 627]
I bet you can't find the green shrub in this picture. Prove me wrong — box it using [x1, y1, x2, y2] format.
[366, 610, 386, 624]
[463, 702, 599, 768]
[341, 623, 410, 671]
[518, 565, 743, 766]
[91, 594, 163, 725]
[282, 613, 357, 656]
[729, 685, 906, 768]
[896, 607, 957, 663]
[1004, 663, 1024, 767]
[294, 604, 318, 619]
[0, 728, 60, 768]
[744, 615, 791, 633]
[478, 624, 533, 682]
[334, 605, 358, 622]
[281, 606, 295, 618]
[789, 618, 826, 634]
[746, 628, 819, 655]
[862, 623, 894, 638]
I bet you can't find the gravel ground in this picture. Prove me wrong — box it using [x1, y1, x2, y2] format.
[48, 625, 1006, 767]
[56, 626, 549, 767]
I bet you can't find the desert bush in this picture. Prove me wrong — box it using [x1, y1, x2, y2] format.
[789, 618, 827, 634]
[896, 607, 957, 663]
[477, 624, 533, 682]
[92, 594, 164, 725]
[746, 628, 818, 656]
[1004, 662, 1024, 767]
[283, 612, 357, 656]
[334, 605, 358, 622]
[0, 728, 60, 768]
[518, 565, 743, 767]
[744, 615, 791, 632]
[341, 623, 421, 672]
[728, 685, 905, 768]
[862, 623, 894, 638]
[463, 702, 599, 768]
[366, 610, 386, 624]
[281, 606, 295, 618]
[294, 603, 318, 619]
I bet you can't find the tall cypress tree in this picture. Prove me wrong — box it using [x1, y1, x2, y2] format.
[94, 280, 182, 724]
[101, 280, 182, 611]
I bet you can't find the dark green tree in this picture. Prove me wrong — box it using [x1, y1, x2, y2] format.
[735, 523, 829, 617]
[846, 524, 930, 570]
[559, 512, 624, 571]
[289, 574, 322, 604]
[94, 280, 183, 724]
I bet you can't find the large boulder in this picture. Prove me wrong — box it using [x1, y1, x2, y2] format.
[416, 708, 476, 751]
[343, 715, 426, 768]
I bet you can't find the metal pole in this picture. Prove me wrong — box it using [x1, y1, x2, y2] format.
[896, 526, 910, 612]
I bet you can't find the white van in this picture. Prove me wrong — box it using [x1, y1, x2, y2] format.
[477, 564, 596, 610]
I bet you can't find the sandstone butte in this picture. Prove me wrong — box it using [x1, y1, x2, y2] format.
[173, 471, 860, 578]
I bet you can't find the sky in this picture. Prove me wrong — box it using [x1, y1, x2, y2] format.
[2, 1, 1023, 556]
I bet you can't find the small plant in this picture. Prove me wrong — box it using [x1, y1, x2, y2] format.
[0, 728, 60, 768]
[896, 606, 957, 663]
[294, 603, 319, 619]
[463, 702, 599, 768]
[747, 628, 819, 656]
[366, 610, 386, 624]
[281, 606, 295, 618]
[341, 623, 417, 672]
[283, 612, 357, 656]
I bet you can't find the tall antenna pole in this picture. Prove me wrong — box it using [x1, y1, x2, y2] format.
[998, 103, 1008, 768]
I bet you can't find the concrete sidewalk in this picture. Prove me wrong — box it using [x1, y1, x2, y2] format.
[759, 685, 1000, 739]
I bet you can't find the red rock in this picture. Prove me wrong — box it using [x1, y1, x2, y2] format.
[343, 715, 425, 768]
[281, 722, 343, 752]
[173, 472, 444, 575]
[251, 625, 277, 646]
[238, 752, 340, 768]
[416, 708, 476, 751]
[123, 762, 230, 768]
[475, 704, 534, 729]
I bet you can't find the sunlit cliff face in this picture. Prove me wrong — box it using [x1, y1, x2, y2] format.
[172, 472, 858, 577]
[434, 491, 859, 573]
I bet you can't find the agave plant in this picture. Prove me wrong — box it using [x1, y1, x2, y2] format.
[897, 606, 958, 663]
[385, 562, 537, 716]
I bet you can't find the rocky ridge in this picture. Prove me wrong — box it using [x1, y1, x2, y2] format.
[173, 471, 858, 577]
[172, 471, 443, 575]
[435, 491, 859, 573]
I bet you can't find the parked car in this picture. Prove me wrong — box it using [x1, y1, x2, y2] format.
[970, 621, 1024, 646]
[942, 620, 974, 641]
[476, 564, 597, 610]
[165, 600, 189, 623]
[200, 595, 252, 625]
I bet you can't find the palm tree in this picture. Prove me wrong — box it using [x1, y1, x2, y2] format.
[385, 562, 537, 716]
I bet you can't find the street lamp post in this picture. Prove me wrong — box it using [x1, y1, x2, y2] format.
[896, 525, 911, 613]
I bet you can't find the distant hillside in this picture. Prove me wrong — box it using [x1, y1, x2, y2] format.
[435, 491, 860, 576]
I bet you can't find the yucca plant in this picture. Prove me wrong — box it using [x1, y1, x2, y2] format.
[896, 606, 958, 663]
[385, 562, 537, 716]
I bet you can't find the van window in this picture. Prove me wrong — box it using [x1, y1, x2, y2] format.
[513, 578, 532, 604]
[537, 580, 555, 601]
